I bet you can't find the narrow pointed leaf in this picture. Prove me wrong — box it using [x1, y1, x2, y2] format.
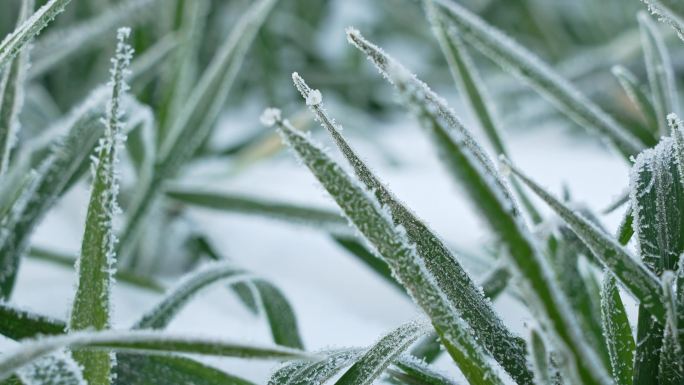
[0, 0, 71, 70]
[424, 0, 542, 223]
[167, 188, 349, 235]
[611, 66, 658, 146]
[335, 320, 430, 385]
[639, 12, 679, 136]
[292, 72, 531, 384]
[0, 303, 65, 340]
[640, 0, 684, 42]
[253, 280, 304, 349]
[658, 272, 684, 384]
[274, 117, 505, 385]
[432, 0, 643, 159]
[68, 28, 133, 385]
[600, 273, 634, 385]
[504, 158, 665, 321]
[268, 349, 363, 385]
[0, 0, 33, 176]
[348, 29, 610, 385]
[391, 356, 460, 385]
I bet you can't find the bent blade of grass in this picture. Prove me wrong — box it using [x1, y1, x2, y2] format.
[639, 12, 680, 136]
[334, 320, 430, 385]
[253, 279, 304, 349]
[0, 0, 33, 177]
[348, 29, 610, 385]
[433, 0, 643, 159]
[68, 27, 133, 385]
[132, 262, 249, 329]
[424, 0, 542, 224]
[669, 114, 684, 193]
[291, 72, 531, 384]
[273, 117, 505, 385]
[503, 158, 665, 321]
[600, 273, 634, 385]
[641, 0, 684, 42]
[268, 349, 363, 385]
[29, 0, 163, 78]
[611, 66, 658, 146]
[0, 305, 256, 385]
[166, 188, 349, 235]
[0, 330, 312, 381]
[0, 0, 71, 70]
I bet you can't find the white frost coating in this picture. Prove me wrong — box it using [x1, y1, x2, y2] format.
[641, 0, 684, 42]
[273, 118, 508, 385]
[291, 71, 530, 384]
[259, 107, 282, 127]
[269, 348, 364, 385]
[0, 329, 312, 380]
[17, 351, 85, 385]
[306, 89, 322, 106]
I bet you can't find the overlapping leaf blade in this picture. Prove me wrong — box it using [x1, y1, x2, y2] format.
[0, 0, 33, 176]
[0, 0, 71, 70]
[335, 320, 430, 385]
[432, 0, 643, 159]
[347, 28, 610, 385]
[639, 12, 679, 136]
[600, 273, 634, 385]
[273, 116, 505, 385]
[291, 72, 530, 384]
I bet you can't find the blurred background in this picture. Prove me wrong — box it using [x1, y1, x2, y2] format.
[1, 0, 679, 382]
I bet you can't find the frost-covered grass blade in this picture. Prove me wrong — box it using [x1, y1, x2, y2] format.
[611, 65, 659, 146]
[68, 27, 133, 385]
[0, 0, 33, 177]
[640, 0, 684, 42]
[432, 0, 644, 159]
[334, 320, 430, 385]
[600, 273, 634, 385]
[0, 0, 71, 70]
[347, 28, 611, 385]
[503, 157, 665, 321]
[639, 12, 679, 136]
[273, 115, 505, 385]
[291, 72, 531, 384]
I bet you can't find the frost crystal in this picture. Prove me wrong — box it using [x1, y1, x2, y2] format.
[306, 89, 322, 106]
[259, 107, 282, 127]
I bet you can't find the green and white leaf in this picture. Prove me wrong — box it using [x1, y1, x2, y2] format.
[347, 28, 610, 385]
[600, 273, 634, 385]
[334, 320, 430, 385]
[68, 27, 133, 385]
[0, 0, 71, 70]
[0, 0, 33, 176]
[639, 12, 679, 136]
[291, 72, 531, 384]
[273, 117, 505, 385]
[432, 0, 643, 159]
[132, 262, 249, 330]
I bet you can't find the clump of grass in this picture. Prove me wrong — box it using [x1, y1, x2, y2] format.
[1, 0, 684, 384]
